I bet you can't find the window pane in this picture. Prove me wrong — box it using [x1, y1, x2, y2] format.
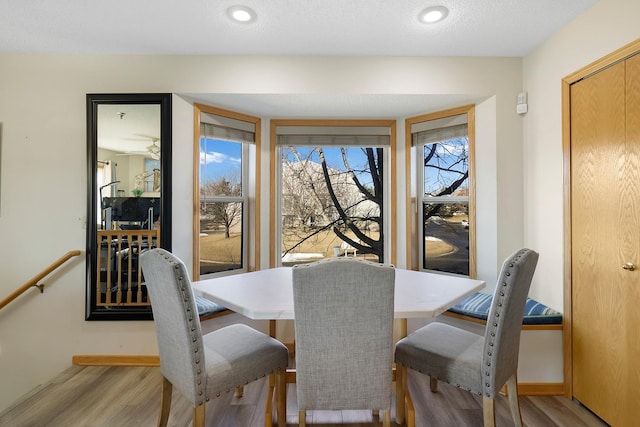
[423, 137, 468, 197]
[423, 202, 469, 275]
[199, 137, 244, 275]
[199, 202, 243, 274]
[281, 146, 384, 265]
[200, 138, 242, 196]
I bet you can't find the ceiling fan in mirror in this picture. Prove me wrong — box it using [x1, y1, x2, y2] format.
[116, 134, 161, 159]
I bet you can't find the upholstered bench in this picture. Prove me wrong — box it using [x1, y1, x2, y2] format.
[195, 295, 230, 320]
[438, 292, 563, 394]
[445, 292, 562, 327]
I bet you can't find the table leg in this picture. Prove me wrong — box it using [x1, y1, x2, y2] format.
[269, 319, 277, 338]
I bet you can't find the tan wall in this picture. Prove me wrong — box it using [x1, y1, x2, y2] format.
[1, 52, 523, 411]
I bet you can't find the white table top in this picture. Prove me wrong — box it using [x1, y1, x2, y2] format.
[192, 267, 485, 320]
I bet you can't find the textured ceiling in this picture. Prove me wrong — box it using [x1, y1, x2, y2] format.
[1, 0, 598, 56]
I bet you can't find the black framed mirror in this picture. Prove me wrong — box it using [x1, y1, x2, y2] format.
[86, 93, 172, 320]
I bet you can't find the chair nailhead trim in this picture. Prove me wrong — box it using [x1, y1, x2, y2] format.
[480, 249, 529, 397]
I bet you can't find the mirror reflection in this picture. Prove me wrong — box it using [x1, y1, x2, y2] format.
[97, 104, 161, 230]
[87, 94, 171, 320]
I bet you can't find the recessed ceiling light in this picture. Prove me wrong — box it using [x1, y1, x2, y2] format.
[227, 5, 257, 23]
[418, 6, 449, 24]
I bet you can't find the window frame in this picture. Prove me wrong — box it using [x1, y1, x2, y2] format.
[405, 105, 476, 277]
[270, 119, 397, 268]
[193, 103, 260, 280]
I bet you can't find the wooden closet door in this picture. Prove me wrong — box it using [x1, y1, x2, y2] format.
[571, 55, 640, 427]
[623, 53, 640, 425]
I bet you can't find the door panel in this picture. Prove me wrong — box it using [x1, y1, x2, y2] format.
[571, 55, 640, 427]
[623, 53, 640, 425]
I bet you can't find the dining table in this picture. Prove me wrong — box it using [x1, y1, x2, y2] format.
[192, 266, 485, 339]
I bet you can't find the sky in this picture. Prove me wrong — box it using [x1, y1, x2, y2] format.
[201, 136, 469, 195]
[200, 138, 242, 183]
[200, 137, 376, 186]
[422, 138, 469, 195]
[281, 146, 374, 183]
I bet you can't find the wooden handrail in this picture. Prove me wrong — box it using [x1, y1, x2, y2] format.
[0, 250, 82, 311]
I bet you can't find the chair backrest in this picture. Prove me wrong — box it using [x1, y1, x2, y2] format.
[140, 248, 206, 405]
[482, 248, 539, 398]
[292, 257, 395, 411]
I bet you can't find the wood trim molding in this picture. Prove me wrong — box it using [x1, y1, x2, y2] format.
[192, 103, 262, 275]
[514, 382, 564, 396]
[72, 355, 160, 367]
[404, 104, 476, 275]
[269, 119, 397, 267]
[501, 382, 564, 396]
[389, 121, 398, 267]
[193, 104, 202, 280]
[563, 38, 640, 84]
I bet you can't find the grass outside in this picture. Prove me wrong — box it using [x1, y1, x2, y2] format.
[200, 231, 242, 263]
[199, 226, 455, 266]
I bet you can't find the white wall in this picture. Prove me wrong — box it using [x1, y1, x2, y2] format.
[0, 54, 524, 411]
[522, 0, 640, 310]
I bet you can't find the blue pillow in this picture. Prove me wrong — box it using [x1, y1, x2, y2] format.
[195, 295, 226, 318]
[448, 292, 562, 325]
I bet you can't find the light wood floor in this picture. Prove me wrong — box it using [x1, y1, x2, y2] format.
[0, 365, 608, 427]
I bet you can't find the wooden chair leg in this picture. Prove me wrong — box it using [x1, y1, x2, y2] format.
[236, 386, 244, 398]
[482, 396, 496, 427]
[193, 404, 206, 427]
[276, 370, 287, 427]
[158, 376, 172, 427]
[382, 408, 391, 427]
[265, 374, 275, 427]
[299, 410, 306, 427]
[506, 374, 523, 427]
[429, 376, 438, 393]
[395, 364, 406, 424]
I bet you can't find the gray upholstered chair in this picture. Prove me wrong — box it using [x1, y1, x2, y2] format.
[140, 248, 289, 427]
[292, 257, 395, 427]
[394, 248, 539, 427]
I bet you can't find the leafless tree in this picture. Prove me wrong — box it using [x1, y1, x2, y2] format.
[319, 147, 384, 261]
[422, 139, 469, 224]
[280, 139, 468, 263]
[200, 176, 242, 239]
[281, 146, 384, 261]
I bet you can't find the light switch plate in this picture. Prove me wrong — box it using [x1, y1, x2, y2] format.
[517, 103, 528, 114]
